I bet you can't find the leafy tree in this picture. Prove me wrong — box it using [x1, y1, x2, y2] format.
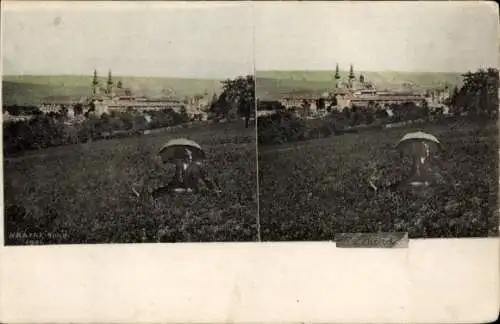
[301, 99, 311, 114]
[317, 98, 326, 110]
[85, 115, 102, 140]
[175, 107, 191, 124]
[74, 103, 84, 116]
[132, 114, 147, 132]
[421, 100, 430, 118]
[219, 75, 255, 128]
[99, 113, 112, 135]
[59, 105, 68, 118]
[210, 93, 218, 108]
[364, 107, 375, 125]
[329, 95, 338, 109]
[209, 91, 231, 118]
[113, 111, 135, 130]
[343, 107, 351, 119]
[85, 101, 96, 117]
[6, 105, 20, 115]
[111, 116, 127, 131]
[451, 68, 499, 117]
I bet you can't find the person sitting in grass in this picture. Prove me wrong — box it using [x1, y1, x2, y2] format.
[133, 148, 221, 199]
[367, 140, 455, 193]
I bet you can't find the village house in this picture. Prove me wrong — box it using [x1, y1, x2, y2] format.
[279, 92, 336, 115]
[2, 110, 35, 123]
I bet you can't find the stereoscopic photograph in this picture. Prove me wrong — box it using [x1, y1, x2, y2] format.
[2, 1, 499, 247]
[255, 2, 499, 241]
[2, 3, 258, 244]
[1, 2, 499, 324]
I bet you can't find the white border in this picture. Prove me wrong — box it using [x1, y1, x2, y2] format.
[1, 1, 499, 323]
[0, 239, 498, 323]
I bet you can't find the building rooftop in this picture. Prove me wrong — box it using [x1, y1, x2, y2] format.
[113, 88, 133, 97]
[350, 95, 425, 102]
[41, 95, 79, 105]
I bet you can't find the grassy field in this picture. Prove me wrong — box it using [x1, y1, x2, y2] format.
[256, 70, 464, 100]
[258, 119, 499, 240]
[4, 122, 258, 244]
[2, 75, 224, 105]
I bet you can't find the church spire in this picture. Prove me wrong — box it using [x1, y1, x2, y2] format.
[92, 69, 99, 95]
[106, 69, 113, 94]
[348, 64, 356, 89]
[334, 63, 341, 80]
[348, 64, 355, 80]
[334, 63, 341, 89]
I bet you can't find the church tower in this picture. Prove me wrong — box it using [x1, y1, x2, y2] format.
[92, 69, 99, 96]
[348, 64, 355, 88]
[106, 69, 113, 95]
[359, 73, 365, 84]
[334, 63, 341, 89]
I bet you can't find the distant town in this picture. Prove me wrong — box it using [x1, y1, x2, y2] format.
[258, 64, 453, 119]
[3, 69, 213, 123]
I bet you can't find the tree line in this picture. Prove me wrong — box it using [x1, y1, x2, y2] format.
[3, 108, 191, 155]
[449, 68, 498, 117]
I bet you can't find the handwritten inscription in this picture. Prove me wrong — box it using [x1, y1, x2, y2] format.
[335, 233, 409, 248]
[7, 231, 70, 244]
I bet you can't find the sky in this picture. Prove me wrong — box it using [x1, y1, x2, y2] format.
[254, 1, 499, 73]
[2, 2, 498, 77]
[1, 1, 254, 79]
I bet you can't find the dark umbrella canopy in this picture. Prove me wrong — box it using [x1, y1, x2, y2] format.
[159, 138, 206, 163]
[393, 132, 451, 190]
[396, 131, 442, 155]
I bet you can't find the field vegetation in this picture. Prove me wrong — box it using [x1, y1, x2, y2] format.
[4, 122, 258, 245]
[258, 119, 498, 240]
[257, 68, 499, 240]
[3, 75, 257, 245]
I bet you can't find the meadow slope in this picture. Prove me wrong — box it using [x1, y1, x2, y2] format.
[258, 119, 498, 240]
[4, 122, 258, 244]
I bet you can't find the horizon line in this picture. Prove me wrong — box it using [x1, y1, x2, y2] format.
[255, 67, 497, 74]
[4, 67, 493, 78]
[1, 73, 248, 80]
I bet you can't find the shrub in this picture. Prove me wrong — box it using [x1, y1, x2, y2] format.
[258, 111, 307, 145]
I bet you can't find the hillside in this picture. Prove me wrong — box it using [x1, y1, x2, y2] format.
[256, 70, 464, 100]
[2, 75, 224, 106]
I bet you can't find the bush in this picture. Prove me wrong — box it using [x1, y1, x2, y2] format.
[3, 115, 66, 154]
[258, 111, 307, 145]
[2, 106, 201, 155]
[258, 111, 346, 145]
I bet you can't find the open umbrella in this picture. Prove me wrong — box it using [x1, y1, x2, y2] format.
[396, 131, 442, 153]
[158, 138, 206, 164]
[142, 138, 221, 199]
[394, 131, 450, 189]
